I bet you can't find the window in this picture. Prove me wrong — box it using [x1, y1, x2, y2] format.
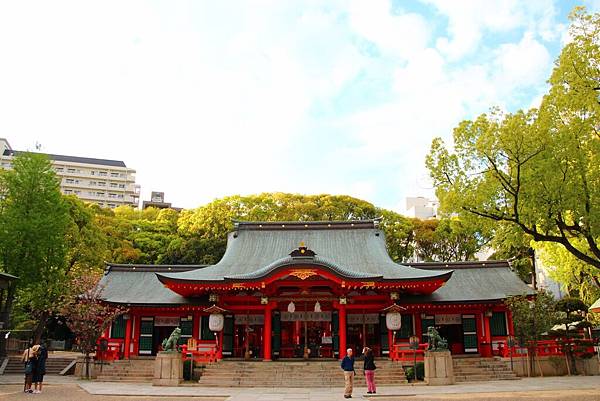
[421, 315, 435, 343]
[111, 315, 126, 339]
[108, 203, 116, 208]
[110, 183, 118, 188]
[55, 167, 64, 172]
[108, 193, 117, 198]
[96, 192, 105, 197]
[117, 194, 124, 199]
[179, 317, 193, 345]
[110, 172, 119, 177]
[90, 171, 96, 176]
[66, 178, 75, 184]
[74, 190, 81, 195]
[99, 171, 107, 176]
[98, 182, 106, 187]
[200, 316, 214, 340]
[490, 312, 508, 336]
[67, 168, 76, 173]
[397, 314, 414, 338]
[64, 189, 72, 194]
[118, 184, 125, 189]
[90, 181, 97, 186]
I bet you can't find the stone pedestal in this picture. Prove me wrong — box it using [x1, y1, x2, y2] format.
[424, 350, 454, 385]
[153, 352, 183, 386]
[75, 356, 97, 379]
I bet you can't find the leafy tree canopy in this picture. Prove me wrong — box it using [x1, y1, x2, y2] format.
[426, 7, 600, 271]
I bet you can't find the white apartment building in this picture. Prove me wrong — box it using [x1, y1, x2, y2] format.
[0, 138, 140, 208]
[404, 196, 439, 219]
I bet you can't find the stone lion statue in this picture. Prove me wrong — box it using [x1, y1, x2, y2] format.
[426, 326, 448, 351]
[161, 327, 182, 353]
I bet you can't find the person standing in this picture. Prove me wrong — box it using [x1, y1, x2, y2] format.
[33, 342, 48, 394]
[21, 343, 37, 394]
[340, 348, 355, 399]
[363, 347, 377, 394]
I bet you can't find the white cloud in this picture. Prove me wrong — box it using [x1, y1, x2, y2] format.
[0, 0, 569, 212]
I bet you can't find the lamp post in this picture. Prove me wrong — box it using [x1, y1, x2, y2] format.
[507, 335, 515, 371]
[409, 335, 420, 382]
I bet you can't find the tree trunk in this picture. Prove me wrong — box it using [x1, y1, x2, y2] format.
[0, 286, 16, 357]
[32, 311, 50, 344]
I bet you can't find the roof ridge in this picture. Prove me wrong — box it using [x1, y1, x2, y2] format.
[234, 219, 380, 230]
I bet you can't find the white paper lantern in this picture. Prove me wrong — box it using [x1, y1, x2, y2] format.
[386, 312, 402, 331]
[209, 313, 224, 332]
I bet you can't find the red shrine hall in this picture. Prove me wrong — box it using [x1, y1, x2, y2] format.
[99, 220, 533, 361]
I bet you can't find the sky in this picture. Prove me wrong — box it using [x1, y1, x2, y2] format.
[0, 0, 596, 212]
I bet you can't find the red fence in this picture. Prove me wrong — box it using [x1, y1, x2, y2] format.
[181, 339, 218, 364]
[497, 339, 596, 358]
[390, 343, 427, 362]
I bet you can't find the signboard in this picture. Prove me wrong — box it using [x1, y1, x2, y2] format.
[348, 314, 379, 325]
[280, 312, 332, 322]
[321, 336, 333, 344]
[154, 316, 180, 327]
[435, 314, 462, 325]
[234, 315, 265, 325]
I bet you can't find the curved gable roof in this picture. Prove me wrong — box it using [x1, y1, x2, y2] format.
[157, 220, 451, 284]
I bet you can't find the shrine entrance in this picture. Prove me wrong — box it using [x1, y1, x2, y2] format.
[279, 319, 334, 358]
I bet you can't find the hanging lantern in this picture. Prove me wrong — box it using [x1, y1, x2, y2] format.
[314, 301, 321, 313]
[382, 304, 405, 331]
[209, 313, 224, 332]
[203, 305, 228, 332]
[386, 312, 402, 331]
[288, 301, 296, 313]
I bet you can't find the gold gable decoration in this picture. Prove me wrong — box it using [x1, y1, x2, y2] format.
[288, 269, 318, 280]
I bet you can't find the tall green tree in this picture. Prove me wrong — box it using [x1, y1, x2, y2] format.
[0, 153, 69, 346]
[413, 217, 486, 262]
[426, 8, 600, 271]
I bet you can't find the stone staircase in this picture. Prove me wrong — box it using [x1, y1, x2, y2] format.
[453, 357, 519, 382]
[96, 359, 154, 382]
[196, 360, 407, 387]
[2, 356, 76, 375]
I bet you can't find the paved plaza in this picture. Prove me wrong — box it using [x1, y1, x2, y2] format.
[0, 375, 599, 400]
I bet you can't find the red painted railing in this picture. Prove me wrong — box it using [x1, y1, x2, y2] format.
[497, 339, 596, 358]
[390, 343, 427, 362]
[95, 338, 123, 361]
[181, 339, 218, 364]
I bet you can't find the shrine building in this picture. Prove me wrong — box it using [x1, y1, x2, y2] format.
[99, 220, 533, 360]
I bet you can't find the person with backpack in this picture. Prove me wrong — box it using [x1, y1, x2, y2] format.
[21, 343, 38, 394]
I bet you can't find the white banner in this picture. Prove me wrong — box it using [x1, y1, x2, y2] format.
[234, 315, 265, 325]
[154, 316, 180, 327]
[435, 314, 462, 325]
[280, 312, 332, 322]
[348, 314, 379, 325]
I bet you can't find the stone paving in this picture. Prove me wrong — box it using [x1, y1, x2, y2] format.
[0, 375, 599, 400]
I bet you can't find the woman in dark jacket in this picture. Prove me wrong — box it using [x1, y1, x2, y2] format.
[33, 343, 48, 394]
[363, 347, 376, 394]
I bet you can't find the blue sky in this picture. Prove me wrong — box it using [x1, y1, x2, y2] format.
[0, 0, 595, 211]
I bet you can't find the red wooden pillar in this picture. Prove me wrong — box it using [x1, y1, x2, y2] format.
[483, 314, 492, 357]
[506, 310, 515, 336]
[217, 330, 224, 360]
[124, 316, 132, 359]
[132, 314, 140, 356]
[263, 306, 273, 361]
[193, 313, 201, 339]
[414, 312, 422, 342]
[387, 328, 394, 360]
[338, 305, 347, 360]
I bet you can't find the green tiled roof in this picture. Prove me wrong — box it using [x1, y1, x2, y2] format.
[156, 220, 451, 284]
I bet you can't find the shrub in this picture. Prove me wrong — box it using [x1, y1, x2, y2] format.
[405, 362, 425, 381]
